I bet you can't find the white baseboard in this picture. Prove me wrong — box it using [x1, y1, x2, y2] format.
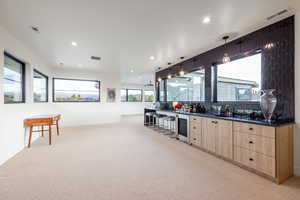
[295, 165, 300, 176]
[0, 134, 40, 166]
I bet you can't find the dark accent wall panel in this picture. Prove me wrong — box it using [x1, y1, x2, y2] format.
[156, 16, 295, 121]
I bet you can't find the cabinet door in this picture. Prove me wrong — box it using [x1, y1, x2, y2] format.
[190, 117, 203, 148]
[216, 120, 233, 160]
[202, 118, 216, 153]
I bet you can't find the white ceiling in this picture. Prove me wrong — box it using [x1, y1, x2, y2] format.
[0, 0, 294, 84]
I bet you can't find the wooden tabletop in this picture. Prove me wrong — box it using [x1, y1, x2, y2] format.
[24, 114, 61, 127]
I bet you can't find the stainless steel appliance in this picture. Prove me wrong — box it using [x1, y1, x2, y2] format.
[176, 114, 189, 143]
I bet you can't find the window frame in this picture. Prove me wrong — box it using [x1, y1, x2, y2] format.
[33, 69, 49, 103]
[165, 68, 206, 102]
[121, 88, 128, 102]
[143, 90, 155, 102]
[212, 49, 262, 104]
[158, 80, 166, 102]
[52, 77, 101, 103]
[121, 88, 143, 102]
[3, 52, 26, 104]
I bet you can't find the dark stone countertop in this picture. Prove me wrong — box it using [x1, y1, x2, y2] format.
[145, 108, 294, 127]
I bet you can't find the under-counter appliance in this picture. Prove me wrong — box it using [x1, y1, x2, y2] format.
[176, 114, 189, 143]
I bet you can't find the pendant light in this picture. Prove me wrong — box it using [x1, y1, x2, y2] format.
[179, 70, 185, 76]
[222, 36, 230, 63]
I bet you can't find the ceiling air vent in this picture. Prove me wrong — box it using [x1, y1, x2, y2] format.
[30, 26, 40, 33]
[267, 9, 288, 21]
[91, 56, 101, 61]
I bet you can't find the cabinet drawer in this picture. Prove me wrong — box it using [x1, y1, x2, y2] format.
[234, 147, 275, 177]
[190, 129, 202, 147]
[233, 122, 275, 138]
[234, 132, 275, 157]
[190, 123, 201, 131]
[190, 136, 202, 147]
[190, 116, 202, 125]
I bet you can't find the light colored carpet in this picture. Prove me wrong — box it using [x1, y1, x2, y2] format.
[0, 116, 299, 200]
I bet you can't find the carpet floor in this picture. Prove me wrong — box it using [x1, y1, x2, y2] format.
[0, 116, 299, 200]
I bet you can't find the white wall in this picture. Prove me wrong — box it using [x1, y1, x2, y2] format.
[289, 0, 300, 176]
[0, 26, 152, 166]
[50, 69, 153, 126]
[0, 26, 53, 165]
[51, 68, 122, 126]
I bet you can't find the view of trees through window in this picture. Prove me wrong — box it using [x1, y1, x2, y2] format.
[166, 69, 205, 101]
[53, 78, 100, 102]
[4, 53, 25, 103]
[121, 89, 154, 102]
[144, 90, 155, 102]
[33, 70, 48, 102]
[127, 89, 142, 102]
[217, 53, 261, 101]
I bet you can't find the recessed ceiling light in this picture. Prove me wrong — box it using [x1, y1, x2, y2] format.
[130, 69, 134, 73]
[71, 41, 78, 46]
[149, 56, 155, 60]
[203, 17, 211, 24]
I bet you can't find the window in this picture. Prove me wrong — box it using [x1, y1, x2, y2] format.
[216, 53, 261, 102]
[159, 80, 165, 101]
[121, 89, 142, 102]
[53, 78, 100, 102]
[128, 89, 142, 102]
[121, 89, 127, 102]
[166, 69, 205, 101]
[33, 69, 48, 102]
[144, 90, 155, 102]
[3, 53, 25, 103]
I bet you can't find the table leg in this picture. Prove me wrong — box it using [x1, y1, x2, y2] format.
[28, 126, 33, 148]
[49, 125, 52, 145]
[56, 121, 60, 136]
[42, 125, 44, 137]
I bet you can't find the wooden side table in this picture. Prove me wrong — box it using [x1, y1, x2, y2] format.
[24, 114, 61, 148]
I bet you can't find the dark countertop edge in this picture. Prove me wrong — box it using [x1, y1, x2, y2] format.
[144, 108, 295, 127]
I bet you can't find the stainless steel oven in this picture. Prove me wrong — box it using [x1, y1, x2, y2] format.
[176, 114, 189, 143]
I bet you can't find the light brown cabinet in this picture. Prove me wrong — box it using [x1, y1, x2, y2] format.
[234, 132, 275, 157]
[202, 118, 233, 160]
[189, 116, 203, 148]
[189, 115, 294, 184]
[202, 118, 217, 153]
[233, 122, 294, 183]
[216, 120, 233, 160]
[234, 147, 276, 177]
